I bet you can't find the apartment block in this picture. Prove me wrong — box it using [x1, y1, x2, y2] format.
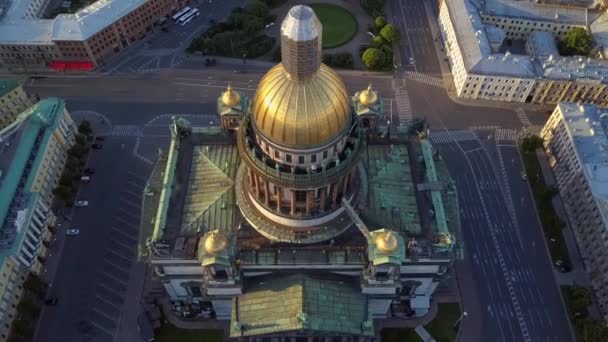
[0, 98, 75, 340]
[541, 102, 608, 321]
[0, 80, 33, 130]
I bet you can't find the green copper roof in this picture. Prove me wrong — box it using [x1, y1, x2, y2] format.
[421, 139, 448, 234]
[230, 274, 372, 338]
[0, 98, 65, 237]
[0, 79, 18, 98]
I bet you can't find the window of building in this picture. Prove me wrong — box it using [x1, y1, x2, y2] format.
[286, 154, 292, 163]
[298, 156, 305, 164]
[323, 151, 328, 159]
[311, 155, 317, 163]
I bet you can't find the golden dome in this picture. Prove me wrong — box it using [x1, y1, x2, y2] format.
[358, 84, 378, 106]
[203, 232, 228, 255]
[222, 84, 241, 107]
[251, 63, 351, 147]
[375, 231, 398, 253]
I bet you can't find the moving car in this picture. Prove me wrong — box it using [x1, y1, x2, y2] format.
[92, 144, 103, 149]
[520, 171, 528, 181]
[66, 229, 80, 235]
[264, 22, 275, 28]
[80, 176, 91, 182]
[409, 57, 415, 65]
[75, 200, 89, 207]
[45, 297, 58, 306]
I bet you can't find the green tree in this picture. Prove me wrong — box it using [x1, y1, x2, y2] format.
[371, 35, 386, 48]
[560, 27, 592, 56]
[380, 24, 400, 44]
[374, 16, 387, 30]
[53, 185, 72, 201]
[23, 273, 46, 296]
[75, 133, 87, 146]
[68, 144, 87, 159]
[244, 0, 270, 18]
[16, 298, 39, 318]
[362, 0, 385, 17]
[78, 120, 92, 136]
[242, 16, 264, 33]
[362, 48, 386, 70]
[10, 319, 29, 338]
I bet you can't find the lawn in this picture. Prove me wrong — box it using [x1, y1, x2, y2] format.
[381, 303, 461, 342]
[154, 324, 223, 342]
[310, 3, 357, 48]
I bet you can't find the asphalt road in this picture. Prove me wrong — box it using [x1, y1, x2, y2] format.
[431, 129, 572, 342]
[35, 138, 149, 342]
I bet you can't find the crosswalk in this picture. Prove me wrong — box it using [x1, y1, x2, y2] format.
[137, 56, 161, 73]
[495, 128, 517, 142]
[392, 77, 413, 125]
[112, 124, 142, 137]
[429, 129, 478, 144]
[403, 71, 444, 88]
[515, 108, 532, 127]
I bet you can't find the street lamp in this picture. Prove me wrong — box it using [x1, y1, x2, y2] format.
[453, 311, 468, 329]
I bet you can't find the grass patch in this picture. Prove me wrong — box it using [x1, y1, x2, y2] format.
[518, 136, 571, 267]
[381, 303, 460, 342]
[155, 324, 223, 342]
[310, 3, 357, 48]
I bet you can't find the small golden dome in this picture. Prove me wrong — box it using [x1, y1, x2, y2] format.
[375, 231, 398, 253]
[358, 83, 378, 106]
[251, 63, 351, 147]
[222, 84, 241, 107]
[203, 232, 228, 255]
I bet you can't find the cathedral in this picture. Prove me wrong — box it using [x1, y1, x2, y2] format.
[147, 5, 459, 341]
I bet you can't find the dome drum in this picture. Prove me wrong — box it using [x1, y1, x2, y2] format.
[237, 114, 363, 191]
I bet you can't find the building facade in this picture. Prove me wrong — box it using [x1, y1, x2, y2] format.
[437, 0, 608, 107]
[541, 102, 608, 320]
[0, 98, 75, 340]
[0, 80, 33, 131]
[0, 0, 189, 70]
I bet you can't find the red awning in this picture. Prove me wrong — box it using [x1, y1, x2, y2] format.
[49, 60, 94, 71]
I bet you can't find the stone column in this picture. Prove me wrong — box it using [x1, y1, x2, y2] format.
[291, 190, 297, 215]
[342, 173, 349, 194]
[264, 181, 270, 205]
[305, 191, 311, 215]
[276, 186, 282, 212]
[331, 182, 338, 206]
[319, 186, 326, 212]
[253, 173, 260, 199]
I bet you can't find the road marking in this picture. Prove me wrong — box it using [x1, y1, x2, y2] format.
[95, 295, 122, 310]
[111, 124, 142, 137]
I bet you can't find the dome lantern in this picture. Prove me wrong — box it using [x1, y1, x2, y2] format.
[222, 84, 241, 107]
[375, 231, 398, 253]
[203, 231, 228, 255]
[358, 83, 378, 107]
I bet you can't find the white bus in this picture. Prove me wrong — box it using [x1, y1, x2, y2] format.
[172, 6, 191, 23]
[179, 8, 199, 26]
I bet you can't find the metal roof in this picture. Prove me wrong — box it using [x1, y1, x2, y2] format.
[0, 79, 18, 98]
[230, 273, 372, 338]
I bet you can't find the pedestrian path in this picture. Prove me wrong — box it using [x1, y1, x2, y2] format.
[112, 124, 143, 137]
[392, 77, 413, 125]
[403, 71, 444, 88]
[429, 129, 478, 144]
[495, 128, 517, 142]
[516, 108, 532, 126]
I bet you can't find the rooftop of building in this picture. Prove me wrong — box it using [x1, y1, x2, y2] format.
[483, 0, 592, 24]
[0, 98, 65, 264]
[0, 0, 146, 44]
[0, 79, 18, 98]
[148, 122, 460, 262]
[554, 102, 608, 226]
[446, 0, 608, 81]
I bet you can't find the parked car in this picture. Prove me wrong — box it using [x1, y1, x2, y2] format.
[95, 136, 105, 141]
[80, 176, 91, 182]
[75, 200, 89, 207]
[520, 171, 528, 181]
[92, 144, 103, 149]
[45, 297, 59, 306]
[84, 168, 96, 175]
[204, 58, 216, 66]
[264, 22, 275, 28]
[555, 260, 571, 273]
[66, 229, 80, 235]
